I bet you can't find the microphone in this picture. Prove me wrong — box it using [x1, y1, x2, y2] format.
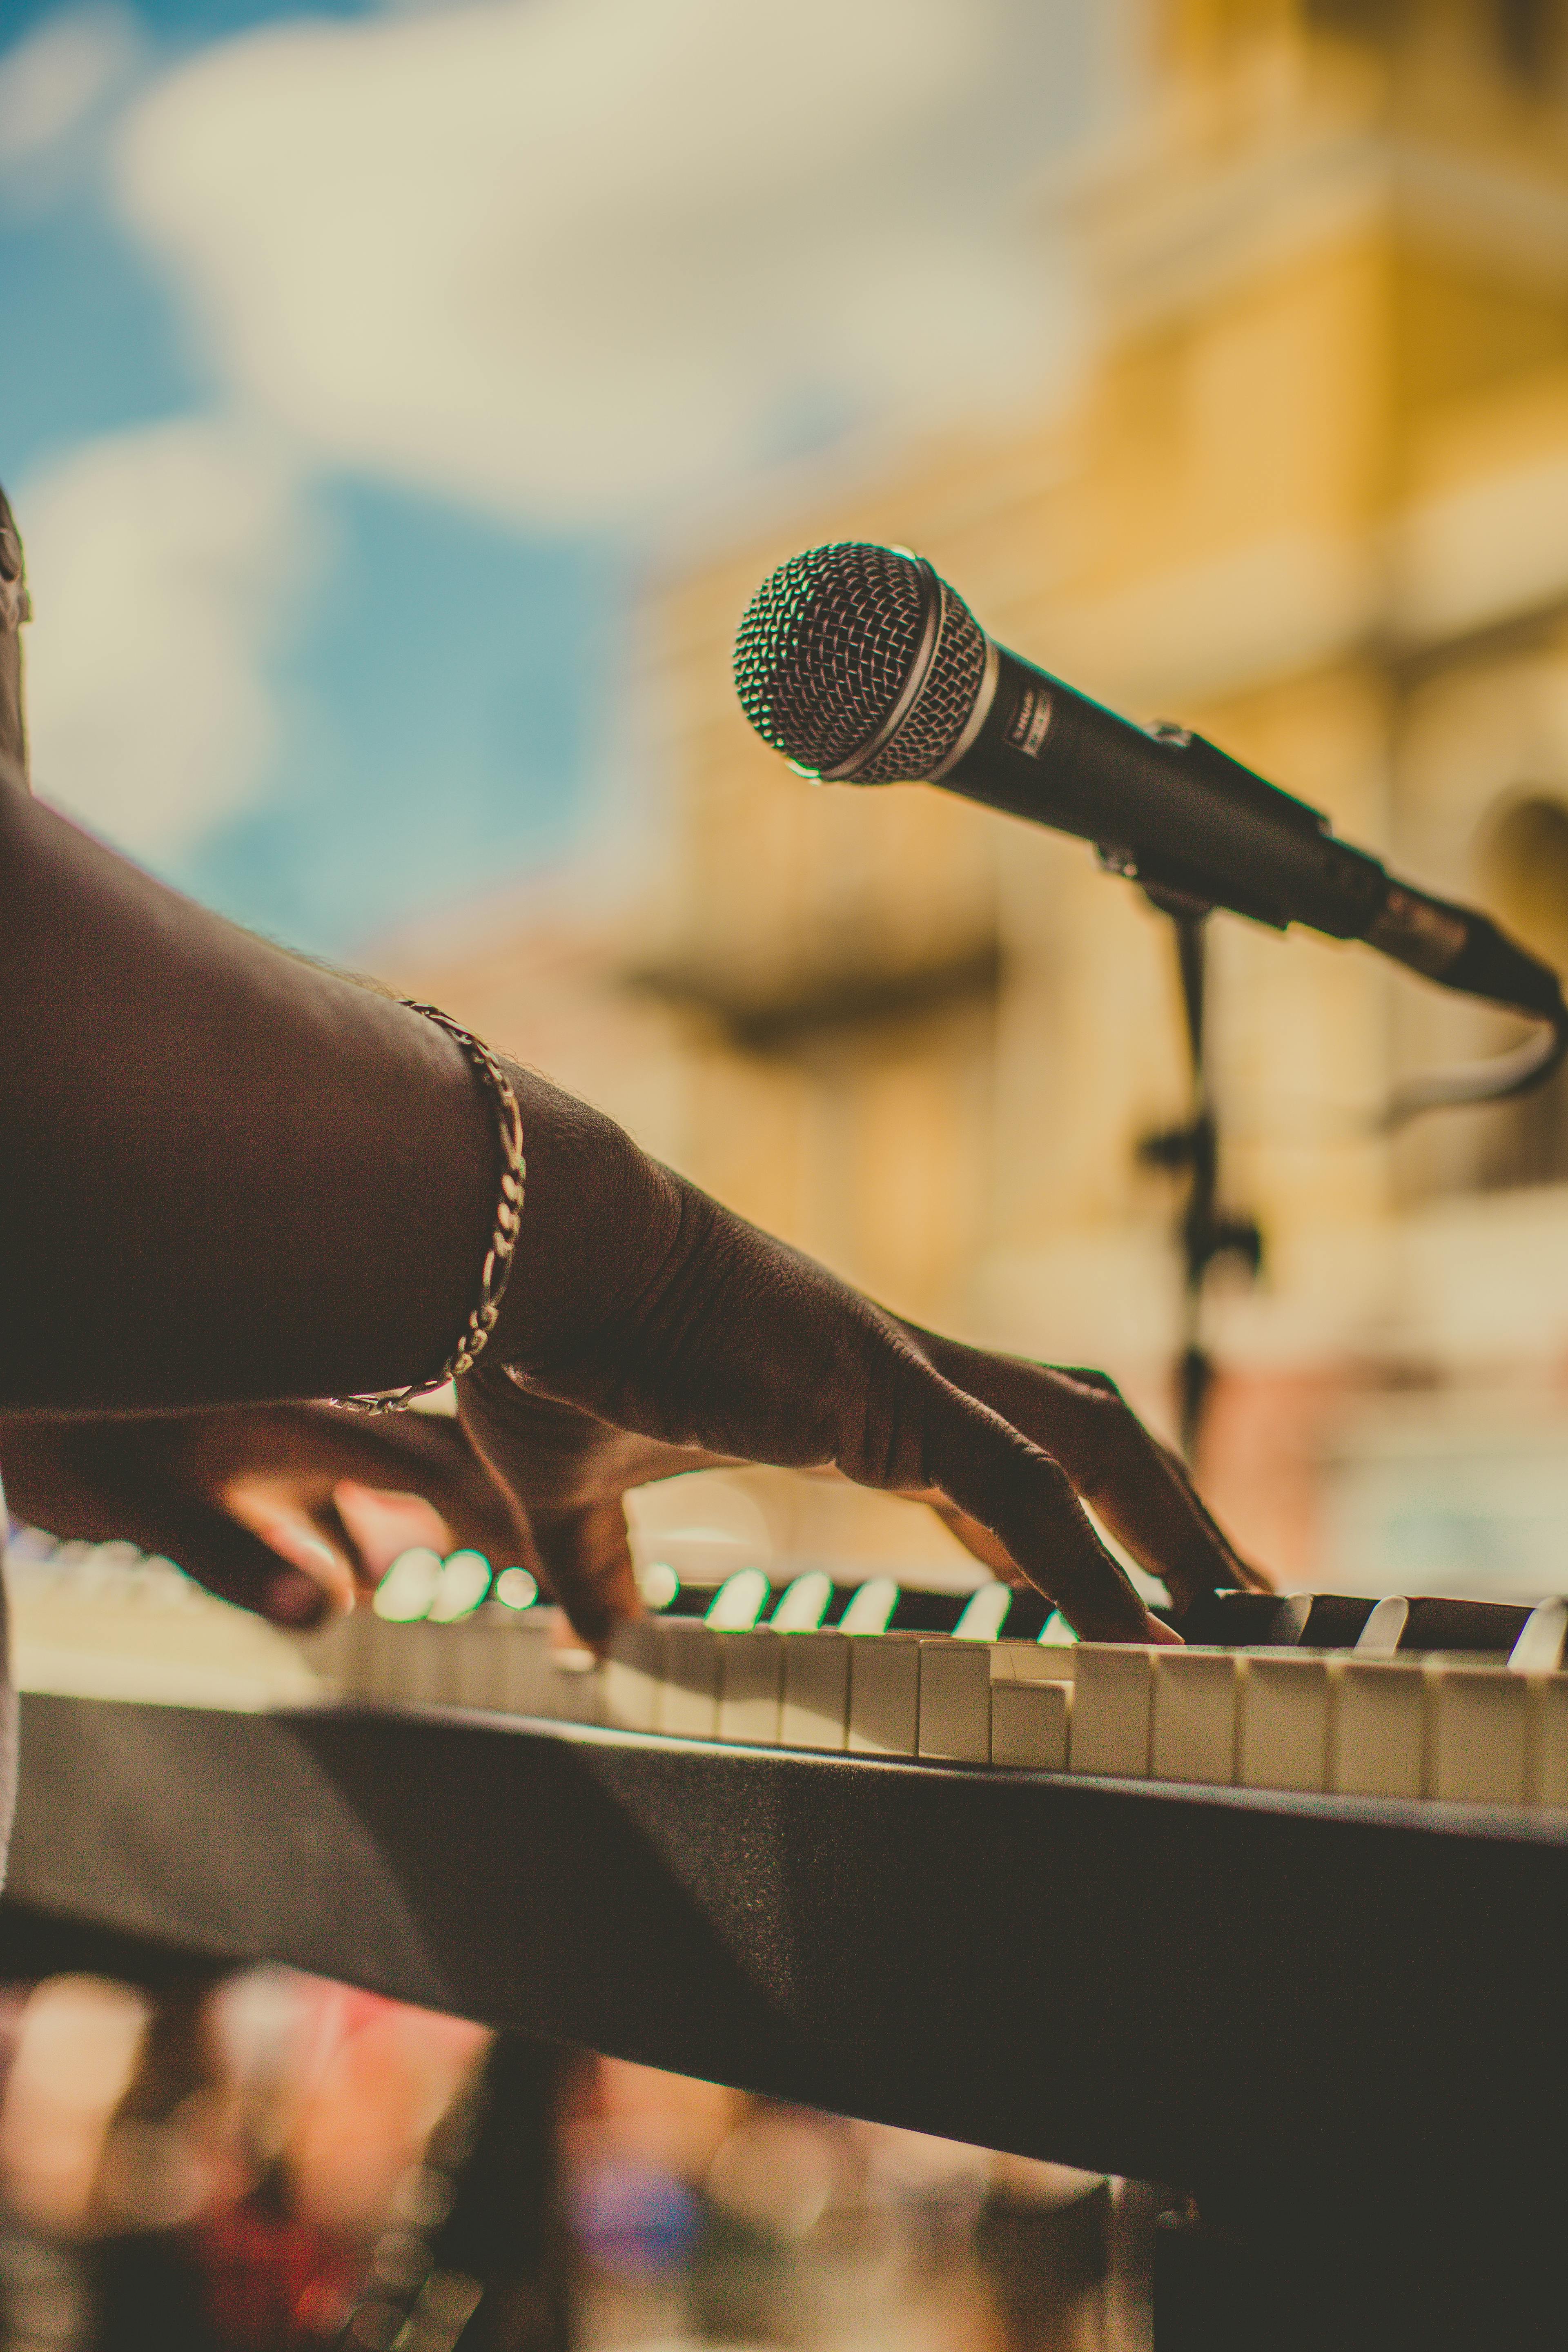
[733, 543, 1568, 1113]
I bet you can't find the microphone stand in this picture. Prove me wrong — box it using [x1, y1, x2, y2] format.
[1136, 891, 1263, 1464]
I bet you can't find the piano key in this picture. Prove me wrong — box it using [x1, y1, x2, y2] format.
[886, 1586, 971, 1633]
[991, 1677, 1070, 1771]
[548, 1644, 604, 1726]
[772, 1571, 834, 1633]
[1402, 1597, 1532, 1655]
[839, 1577, 900, 1635]
[1237, 1653, 1336, 1793]
[716, 1626, 783, 1745]
[1427, 1662, 1530, 1808]
[1300, 1593, 1380, 1648]
[917, 1640, 991, 1764]
[1331, 1659, 1427, 1800]
[1532, 1673, 1568, 1809]
[1176, 1591, 1311, 1648]
[374, 1546, 444, 1625]
[1354, 1596, 1409, 1655]
[448, 1608, 505, 1711]
[492, 1612, 558, 1717]
[1508, 1599, 1568, 1676]
[1068, 1646, 1155, 1778]
[779, 1630, 850, 1751]
[951, 1584, 1013, 1642]
[705, 1567, 772, 1632]
[657, 1620, 722, 1738]
[847, 1632, 921, 1757]
[1036, 1608, 1079, 1653]
[603, 1618, 663, 1733]
[1149, 1651, 1240, 1786]
[427, 1550, 493, 1624]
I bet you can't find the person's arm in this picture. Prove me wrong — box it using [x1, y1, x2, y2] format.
[0, 779, 503, 1409]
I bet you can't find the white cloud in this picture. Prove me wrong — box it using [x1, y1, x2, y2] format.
[18, 420, 310, 860]
[113, 0, 1071, 528]
[0, 4, 142, 180]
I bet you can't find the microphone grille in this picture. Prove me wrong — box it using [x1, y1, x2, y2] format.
[733, 542, 987, 782]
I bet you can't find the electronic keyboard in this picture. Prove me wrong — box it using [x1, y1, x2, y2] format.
[5, 1535, 1567, 2348]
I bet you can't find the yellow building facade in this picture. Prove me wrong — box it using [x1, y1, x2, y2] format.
[398, 1, 1568, 1592]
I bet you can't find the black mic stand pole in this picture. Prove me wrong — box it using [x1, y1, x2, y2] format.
[1136, 890, 1263, 1466]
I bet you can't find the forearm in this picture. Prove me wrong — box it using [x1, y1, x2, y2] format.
[0, 782, 501, 1409]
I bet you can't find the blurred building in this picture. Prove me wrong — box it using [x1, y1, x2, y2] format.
[393, 0, 1568, 1594]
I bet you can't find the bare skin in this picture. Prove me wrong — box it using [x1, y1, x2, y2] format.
[0, 481, 1263, 1645]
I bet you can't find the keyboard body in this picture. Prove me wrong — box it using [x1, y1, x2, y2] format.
[7, 1674, 1568, 2215]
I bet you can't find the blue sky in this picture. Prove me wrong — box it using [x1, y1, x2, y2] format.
[2, 0, 630, 953]
[0, 0, 1088, 957]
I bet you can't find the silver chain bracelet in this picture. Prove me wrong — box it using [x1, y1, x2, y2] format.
[333, 1002, 525, 1413]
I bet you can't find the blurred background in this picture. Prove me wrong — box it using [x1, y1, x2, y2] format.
[8, 0, 1568, 2343]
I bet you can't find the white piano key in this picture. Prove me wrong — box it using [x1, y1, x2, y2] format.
[951, 1584, 1012, 1642]
[1354, 1595, 1409, 1655]
[1037, 1609, 1079, 1653]
[402, 1621, 450, 1707]
[1428, 1662, 1530, 1808]
[706, 1567, 771, 1632]
[1532, 1674, 1568, 1809]
[603, 1617, 663, 1732]
[448, 1610, 503, 1711]
[839, 1577, 900, 1635]
[290, 1611, 355, 1694]
[1331, 1659, 1427, 1800]
[352, 1610, 400, 1704]
[1068, 1646, 1154, 1778]
[427, 1551, 493, 1624]
[772, 1572, 833, 1632]
[995, 1640, 1078, 1687]
[335, 1605, 378, 1699]
[918, 1640, 991, 1764]
[1238, 1653, 1336, 1794]
[716, 1627, 783, 1745]
[1509, 1599, 1568, 1676]
[990, 1677, 1070, 1771]
[780, 1630, 850, 1751]
[657, 1621, 722, 1738]
[1150, 1651, 1240, 1786]
[847, 1633, 921, 1757]
[548, 1645, 604, 1727]
[492, 1613, 557, 1716]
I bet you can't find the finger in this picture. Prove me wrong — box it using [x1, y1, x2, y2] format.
[331, 1483, 454, 1592]
[221, 1492, 359, 1617]
[903, 1369, 1177, 1644]
[911, 1336, 1264, 1613]
[526, 1501, 642, 1651]
[156, 1504, 343, 1628]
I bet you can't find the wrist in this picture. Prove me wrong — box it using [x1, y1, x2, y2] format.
[487, 1062, 684, 1373]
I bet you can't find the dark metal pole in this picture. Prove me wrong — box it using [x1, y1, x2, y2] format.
[1136, 895, 1262, 1466]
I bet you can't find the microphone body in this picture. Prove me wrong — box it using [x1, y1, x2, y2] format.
[946, 642, 1381, 937]
[732, 544, 1566, 1032]
[948, 644, 1563, 1023]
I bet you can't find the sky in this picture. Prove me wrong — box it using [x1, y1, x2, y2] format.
[0, 0, 1099, 956]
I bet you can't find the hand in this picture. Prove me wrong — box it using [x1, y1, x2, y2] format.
[0, 1403, 531, 1626]
[468, 1156, 1267, 1645]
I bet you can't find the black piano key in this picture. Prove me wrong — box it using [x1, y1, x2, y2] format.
[887, 1587, 973, 1634]
[997, 1589, 1053, 1641]
[1302, 1595, 1380, 1648]
[1400, 1596, 1533, 1655]
[1174, 1590, 1314, 1648]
